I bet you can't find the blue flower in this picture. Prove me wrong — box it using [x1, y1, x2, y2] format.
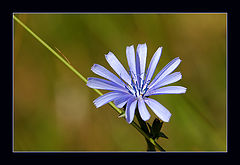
[87, 43, 187, 123]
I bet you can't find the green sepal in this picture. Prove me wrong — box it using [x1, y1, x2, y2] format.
[157, 132, 168, 139]
[152, 118, 162, 139]
[118, 112, 125, 118]
[146, 122, 153, 136]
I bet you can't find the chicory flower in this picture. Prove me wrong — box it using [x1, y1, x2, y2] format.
[87, 43, 186, 123]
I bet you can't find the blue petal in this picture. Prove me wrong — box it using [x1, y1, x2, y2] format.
[149, 72, 182, 91]
[126, 45, 137, 83]
[144, 47, 162, 87]
[105, 52, 132, 86]
[138, 97, 150, 121]
[87, 77, 128, 93]
[91, 64, 126, 87]
[114, 94, 132, 108]
[148, 57, 181, 89]
[93, 91, 125, 108]
[126, 97, 137, 123]
[145, 86, 187, 96]
[136, 43, 147, 88]
[144, 98, 171, 122]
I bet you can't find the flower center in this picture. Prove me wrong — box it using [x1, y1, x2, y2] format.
[126, 71, 151, 99]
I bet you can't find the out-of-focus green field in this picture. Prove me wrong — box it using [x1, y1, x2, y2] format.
[14, 13, 226, 151]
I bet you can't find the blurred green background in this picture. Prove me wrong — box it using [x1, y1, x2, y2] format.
[14, 13, 226, 151]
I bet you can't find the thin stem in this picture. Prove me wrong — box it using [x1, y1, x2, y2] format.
[13, 15, 165, 151]
[135, 110, 156, 151]
[131, 121, 165, 151]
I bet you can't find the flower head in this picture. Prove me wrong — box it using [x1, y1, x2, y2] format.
[87, 43, 186, 123]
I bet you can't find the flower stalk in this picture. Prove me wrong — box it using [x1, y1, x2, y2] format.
[13, 15, 165, 151]
[135, 109, 156, 151]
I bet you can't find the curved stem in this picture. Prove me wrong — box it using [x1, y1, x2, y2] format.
[13, 15, 165, 151]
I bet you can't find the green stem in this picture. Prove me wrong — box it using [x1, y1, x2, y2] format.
[13, 15, 165, 151]
[135, 110, 156, 151]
